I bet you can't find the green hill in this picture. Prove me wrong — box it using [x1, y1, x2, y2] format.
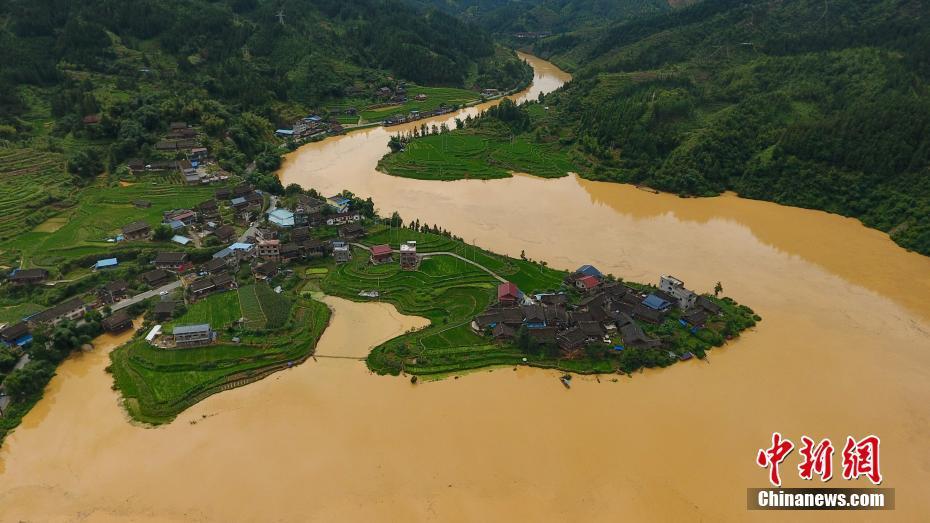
[390, 0, 930, 256]
[411, 0, 681, 34]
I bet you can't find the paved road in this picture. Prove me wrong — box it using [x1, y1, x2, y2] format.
[112, 280, 182, 311]
[349, 243, 506, 283]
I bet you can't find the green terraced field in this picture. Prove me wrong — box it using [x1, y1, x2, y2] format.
[110, 298, 330, 424]
[168, 291, 242, 330]
[0, 148, 74, 243]
[377, 130, 577, 180]
[319, 229, 569, 376]
[2, 180, 218, 268]
[237, 285, 268, 330]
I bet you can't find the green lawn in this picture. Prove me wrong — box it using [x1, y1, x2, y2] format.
[377, 129, 577, 180]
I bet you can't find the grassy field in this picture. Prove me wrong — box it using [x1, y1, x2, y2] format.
[317, 229, 568, 376]
[109, 297, 330, 424]
[1, 181, 218, 268]
[377, 129, 577, 180]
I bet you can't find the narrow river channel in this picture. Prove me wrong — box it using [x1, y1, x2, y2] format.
[1, 53, 930, 522]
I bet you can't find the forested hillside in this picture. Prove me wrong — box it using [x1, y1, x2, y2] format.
[524, 0, 930, 255]
[413, 0, 680, 33]
[0, 0, 530, 177]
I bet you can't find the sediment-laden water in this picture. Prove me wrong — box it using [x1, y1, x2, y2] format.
[2, 53, 929, 522]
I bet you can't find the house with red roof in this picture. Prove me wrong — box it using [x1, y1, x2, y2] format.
[370, 244, 393, 264]
[497, 282, 523, 306]
[575, 275, 601, 292]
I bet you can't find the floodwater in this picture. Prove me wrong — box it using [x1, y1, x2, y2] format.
[2, 54, 930, 521]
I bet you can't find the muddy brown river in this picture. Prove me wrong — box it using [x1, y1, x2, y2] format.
[2, 53, 930, 522]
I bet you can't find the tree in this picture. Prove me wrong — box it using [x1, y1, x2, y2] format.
[153, 224, 173, 241]
[3, 361, 56, 402]
[714, 281, 723, 297]
[67, 148, 104, 178]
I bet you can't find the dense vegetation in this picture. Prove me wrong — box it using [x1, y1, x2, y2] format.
[533, 0, 930, 255]
[0, 0, 530, 183]
[411, 0, 683, 34]
[380, 100, 575, 179]
[389, 0, 930, 256]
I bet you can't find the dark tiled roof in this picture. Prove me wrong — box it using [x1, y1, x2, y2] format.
[557, 328, 586, 350]
[189, 278, 216, 293]
[154, 301, 177, 314]
[214, 225, 236, 240]
[33, 297, 85, 323]
[101, 310, 132, 330]
[141, 269, 172, 285]
[698, 296, 722, 314]
[0, 322, 30, 340]
[122, 221, 150, 234]
[202, 258, 228, 273]
[10, 268, 49, 280]
[155, 252, 188, 264]
[103, 280, 128, 292]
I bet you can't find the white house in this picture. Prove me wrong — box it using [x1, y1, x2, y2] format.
[658, 275, 697, 310]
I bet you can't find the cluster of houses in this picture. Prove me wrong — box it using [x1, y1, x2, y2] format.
[383, 104, 455, 127]
[2, 185, 377, 352]
[472, 266, 723, 357]
[128, 122, 226, 185]
[364, 241, 421, 270]
[275, 115, 343, 140]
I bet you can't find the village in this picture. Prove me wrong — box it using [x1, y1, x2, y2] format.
[0, 185, 370, 354]
[473, 270, 724, 362]
[0, 127, 756, 419]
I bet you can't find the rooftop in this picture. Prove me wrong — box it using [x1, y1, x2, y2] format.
[371, 244, 392, 256]
[95, 258, 118, 269]
[173, 324, 212, 335]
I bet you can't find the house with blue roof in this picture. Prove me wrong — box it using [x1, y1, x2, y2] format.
[267, 208, 295, 228]
[642, 294, 672, 311]
[95, 258, 118, 270]
[576, 265, 603, 278]
[327, 195, 352, 213]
